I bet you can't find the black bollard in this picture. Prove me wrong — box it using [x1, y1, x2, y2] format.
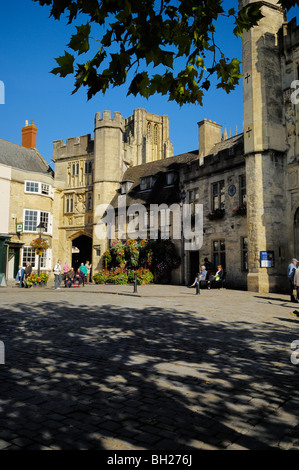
[133, 272, 138, 293]
[196, 283, 200, 295]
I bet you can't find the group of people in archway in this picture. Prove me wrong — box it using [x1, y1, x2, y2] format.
[53, 260, 92, 289]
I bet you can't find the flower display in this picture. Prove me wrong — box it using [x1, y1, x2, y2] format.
[26, 272, 49, 286]
[125, 239, 139, 267]
[103, 249, 112, 268]
[30, 238, 50, 251]
[93, 267, 153, 286]
[96, 238, 181, 285]
[207, 208, 225, 220]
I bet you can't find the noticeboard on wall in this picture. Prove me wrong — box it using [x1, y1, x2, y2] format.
[260, 251, 275, 268]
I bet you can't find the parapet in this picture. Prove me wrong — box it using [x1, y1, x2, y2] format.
[52, 134, 94, 161]
[94, 110, 125, 131]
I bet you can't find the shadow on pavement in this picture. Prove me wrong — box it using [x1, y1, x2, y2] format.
[0, 300, 299, 450]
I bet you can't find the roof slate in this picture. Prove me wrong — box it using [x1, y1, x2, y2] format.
[111, 150, 199, 208]
[0, 139, 52, 175]
[111, 133, 245, 209]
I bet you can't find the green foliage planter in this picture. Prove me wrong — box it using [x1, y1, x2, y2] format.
[26, 272, 49, 286]
[106, 268, 128, 285]
[128, 268, 154, 285]
[93, 268, 128, 285]
[93, 267, 153, 286]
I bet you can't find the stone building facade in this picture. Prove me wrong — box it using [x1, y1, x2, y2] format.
[0, 121, 54, 283]
[1, 0, 299, 293]
[52, 109, 173, 273]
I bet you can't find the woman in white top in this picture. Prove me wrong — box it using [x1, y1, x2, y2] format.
[85, 261, 92, 284]
[54, 259, 62, 290]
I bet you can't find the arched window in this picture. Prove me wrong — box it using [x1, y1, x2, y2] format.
[154, 124, 158, 144]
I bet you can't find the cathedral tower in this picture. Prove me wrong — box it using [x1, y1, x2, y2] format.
[240, 0, 287, 292]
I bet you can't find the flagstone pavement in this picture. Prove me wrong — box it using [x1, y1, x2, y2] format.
[1, 282, 299, 451]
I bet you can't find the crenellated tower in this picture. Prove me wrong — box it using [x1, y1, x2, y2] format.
[92, 110, 125, 269]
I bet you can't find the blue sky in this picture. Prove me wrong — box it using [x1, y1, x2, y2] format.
[0, 1, 298, 168]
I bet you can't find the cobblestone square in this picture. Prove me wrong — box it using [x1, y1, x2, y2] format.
[1, 283, 299, 450]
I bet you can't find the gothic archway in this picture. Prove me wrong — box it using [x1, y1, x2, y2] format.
[72, 235, 92, 272]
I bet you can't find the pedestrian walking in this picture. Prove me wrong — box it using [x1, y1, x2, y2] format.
[53, 259, 62, 290]
[288, 258, 298, 302]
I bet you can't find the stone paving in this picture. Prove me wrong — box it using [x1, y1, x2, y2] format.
[1, 282, 299, 450]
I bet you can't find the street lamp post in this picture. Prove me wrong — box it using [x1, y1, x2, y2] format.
[36, 222, 45, 275]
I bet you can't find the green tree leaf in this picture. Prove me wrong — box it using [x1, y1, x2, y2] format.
[51, 50, 75, 77]
[33, 0, 298, 105]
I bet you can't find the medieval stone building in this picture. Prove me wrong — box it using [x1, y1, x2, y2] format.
[51, 109, 173, 273]
[1, 0, 299, 293]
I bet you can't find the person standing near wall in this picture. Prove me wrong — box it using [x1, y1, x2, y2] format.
[53, 259, 62, 290]
[293, 264, 299, 303]
[85, 261, 92, 284]
[79, 263, 87, 286]
[288, 258, 298, 302]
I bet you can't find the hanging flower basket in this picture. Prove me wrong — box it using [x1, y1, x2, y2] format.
[30, 238, 50, 251]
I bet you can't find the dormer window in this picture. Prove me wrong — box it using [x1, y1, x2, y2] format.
[140, 176, 156, 191]
[121, 180, 134, 194]
[165, 171, 178, 186]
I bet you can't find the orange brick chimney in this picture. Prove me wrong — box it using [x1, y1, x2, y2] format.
[22, 120, 37, 149]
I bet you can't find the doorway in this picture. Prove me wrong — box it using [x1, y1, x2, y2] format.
[8, 247, 20, 280]
[72, 235, 92, 272]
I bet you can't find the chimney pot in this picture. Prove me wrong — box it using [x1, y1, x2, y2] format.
[22, 120, 37, 149]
